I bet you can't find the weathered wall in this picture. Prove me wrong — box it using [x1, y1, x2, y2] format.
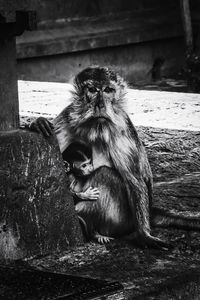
[17, 38, 184, 84]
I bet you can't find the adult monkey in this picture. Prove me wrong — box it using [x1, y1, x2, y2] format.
[30, 66, 200, 248]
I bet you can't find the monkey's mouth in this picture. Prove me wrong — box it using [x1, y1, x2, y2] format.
[82, 116, 112, 130]
[90, 116, 110, 123]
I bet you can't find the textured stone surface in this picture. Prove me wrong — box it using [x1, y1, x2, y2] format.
[0, 129, 83, 260]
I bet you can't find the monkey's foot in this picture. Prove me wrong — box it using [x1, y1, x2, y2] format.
[94, 233, 114, 244]
[142, 235, 171, 250]
[127, 232, 171, 250]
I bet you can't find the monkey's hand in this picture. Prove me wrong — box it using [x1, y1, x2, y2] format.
[29, 117, 54, 137]
[80, 187, 100, 200]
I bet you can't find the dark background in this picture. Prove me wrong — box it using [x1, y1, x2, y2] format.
[16, 0, 200, 84]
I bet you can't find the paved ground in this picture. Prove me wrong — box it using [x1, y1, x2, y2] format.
[18, 80, 200, 131]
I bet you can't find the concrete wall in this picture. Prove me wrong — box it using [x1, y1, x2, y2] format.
[16, 0, 185, 84]
[17, 37, 184, 85]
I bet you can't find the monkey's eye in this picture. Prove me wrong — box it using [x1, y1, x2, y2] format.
[104, 86, 115, 93]
[81, 163, 87, 168]
[88, 86, 97, 93]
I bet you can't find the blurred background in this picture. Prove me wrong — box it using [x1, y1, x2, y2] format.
[16, 0, 200, 88]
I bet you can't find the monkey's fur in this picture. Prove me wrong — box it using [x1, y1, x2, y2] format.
[32, 66, 200, 248]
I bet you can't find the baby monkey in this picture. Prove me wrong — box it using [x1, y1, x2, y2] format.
[68, 156, 100, 202]
[63, 142, 113, 244]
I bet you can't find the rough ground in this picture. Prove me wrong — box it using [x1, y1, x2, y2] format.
[16, 81, 200, 299]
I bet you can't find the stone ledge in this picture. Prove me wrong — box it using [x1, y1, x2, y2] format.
[16, 7, 183, 59]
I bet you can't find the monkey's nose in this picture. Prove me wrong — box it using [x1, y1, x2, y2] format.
[95, 92, 105, 113]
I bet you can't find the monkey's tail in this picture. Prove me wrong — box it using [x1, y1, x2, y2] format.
[151, 207, 200, 231]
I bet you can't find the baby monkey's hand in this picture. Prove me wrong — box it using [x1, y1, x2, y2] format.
[83, 187, 100, 200]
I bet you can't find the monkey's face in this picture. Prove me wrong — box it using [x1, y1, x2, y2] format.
[73, 159, 93, 176]
[83, 80, 118, 118]
[69, 67, 128, 144]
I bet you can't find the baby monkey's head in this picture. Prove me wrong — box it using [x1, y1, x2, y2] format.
[72, 158, 93, 177]
[62, 142, 93, 177]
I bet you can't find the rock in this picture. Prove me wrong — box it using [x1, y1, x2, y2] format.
[0, 129, 83, 260]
